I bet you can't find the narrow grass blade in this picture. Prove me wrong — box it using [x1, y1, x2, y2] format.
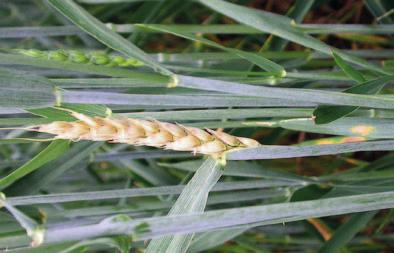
[47, 0, 172, 75]
[4, 24, 394, 37]
[6, 179, 295, 206]
[314, 78, 394, 123]
[161, 160, 309, 182]
[198, 0, 391, 75]
[114, 159, 175, 186]
[313, 57, 394, 124]
[62, 90, 317, 108]
[138, 24, 284, 75]
[59, 236, 131, 253]
[0, 139, 36, 145]
[124, 108, 312, 121]
[268, 0, 314, 51]
[5, 142, 102, 196]
[3, 104, 110, 128]
[146, 157, 222, 253]
[332, 51, 366, 83]
[318, 211, 377, 253]
[0, 118, 50, 127]
[54, 78, 168, 88]
[94, 150, 192, 161]
[43, 191, 394, 242]
[0, 26, 82, 38]
[0, 242, 75, 252]
[279, 117, 394, 138]
[227, 140, 394, 160]
[365, 0, 394, 24]
[0, 140, 69, 190]
[188, 228, 247, 252]
[27, 104, 109, 123]
[178, 75, 394, 109]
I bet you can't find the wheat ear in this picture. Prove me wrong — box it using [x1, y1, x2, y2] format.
[15, 49, 144, 68]
[35, 110, 260, 157]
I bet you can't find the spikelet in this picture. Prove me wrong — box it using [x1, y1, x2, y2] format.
[35, 111, 260, 157]
[16, 49, 144, 68]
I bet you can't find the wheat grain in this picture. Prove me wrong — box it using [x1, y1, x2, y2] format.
[16, 49, 144, 67]
[35, 110, 260, 156]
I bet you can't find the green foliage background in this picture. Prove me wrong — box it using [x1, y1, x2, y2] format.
[1, 0, 394, 252]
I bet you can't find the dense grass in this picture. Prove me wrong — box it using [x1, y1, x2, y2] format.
[1, 0, 394, 252]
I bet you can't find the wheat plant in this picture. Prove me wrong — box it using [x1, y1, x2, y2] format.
[1, 0, 394, 252]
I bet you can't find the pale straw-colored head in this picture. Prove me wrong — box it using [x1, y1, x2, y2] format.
[35, 113, 261, 157]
